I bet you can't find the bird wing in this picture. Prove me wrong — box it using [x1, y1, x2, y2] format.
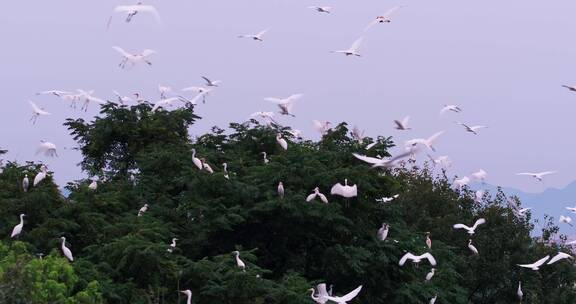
[330, 183, 344, 196]
[382, 5, 403, 18]
[350, 37, 364, 51]
[201, 76, 213, 85]
[539, 171, 557, 176]
[352, 153, 384, 165]
[533, 255, 550, 267]
[421, 253, 437, 266]
[516, 172, 535, 176]
[453, 223, 472, 230]
[426, 131, 445, 146]
[141, 49, 157, 57]
[182, 86, 203, 92]
[257, 29, 269, 37]
[402, 116, 410, 125]
[472, 218, 486, 230]
[364, 19, 379, 31]
[306, 193, 317, 202]
[399, 253, 416, 266]
[112, 46, 131, 57]
[338, 286, 363, 302]
[264, 97, 284, 103]
[317, 284, 330, 297]
[138, 5, 162, 23]
[547, 252, 572, 265]
[113, 5, 137, 13]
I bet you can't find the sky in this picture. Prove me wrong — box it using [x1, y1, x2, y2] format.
[1, 0, 576, 193]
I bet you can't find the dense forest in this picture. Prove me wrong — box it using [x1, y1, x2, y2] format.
[1, 103, 575, 303]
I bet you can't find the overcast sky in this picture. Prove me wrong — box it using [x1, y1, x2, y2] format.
[1, 0, 576, 193]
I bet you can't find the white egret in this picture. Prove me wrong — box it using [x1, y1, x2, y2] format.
[167, 238, 178, 253]
[192, 149, 203, 170]
[233, 251, 246, 270]
[313, 120, 332, 136]
[365, 6, 405, 31]
[351, 126, 365, 144]
[426, 232, 432, 249]
[516, 171, 557, 182]
[324, 286, 362, 304]
[560, 215, 573, 226]
[108, 2, 161, 28]
[158, 84, 172, 99]
[353, 150, 413, 169]
[22, 175, 29, 192]
[365, 142, 377, 150]
[453, 218, 486, 235]
[202, 76, 221, 87]
[456, 122, 487, 135]
[112, 91, 133, 105]
[517, 282, 523, 301]
[138, 203, 149, 217]
[468, 239, 479, 255]
[151, 97, 181, 112]
[33, 165, 48, 186]
[399, 252, 437, 266]
[77, 89, 106, 112]
[547, 252, 573, 265]
[377, 223, 389, 241]
[250, 111, 278, 125]
[427, 155, 452, 168]
[29, 101, 51, 124]
[181, 86, 213, 104]
[332, 37, 363, 57]
[440, 104, 462, 115]
[202, 159, 214, 174]
[309, 283, 330, 304]
[36, 90, 71, 97]
[223, 163, 229, 179]
[331, 179, 357, 198]
[405, 131, 445, 152]
[261, 152, 270, 164]
[566, 206, 576, 213]
[394, 116, 411, 130]
[430, 295, 437, 304]
[425, 268, 435, 282]
[88, 179, 98, 191]
[112, 46, 156, 69]
[307, 187, 328, 203]
[308, 6, 331, 14]
[60, 237, 74, 262]
[238, 29, 269, 41]
[266, 94, 302, 117]
[180, 290, 193, 304]
[376, 194, 399, 204]
[276, 134, 288, 150]
[474, 190, 485, 203]
[37, 140, 58, 157]
[517, 255, 550, 270]
[10, 214, 25, 238]
[278, 182, 285, 199]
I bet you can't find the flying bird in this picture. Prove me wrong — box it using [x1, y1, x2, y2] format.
[332, 37, 363, 57]
[107, 2, 161, 29]
[399, 252, 437, 266]
[394, 116, 411, 130]
[60, 237, 74, 262]
[352, 150, 413, 168]
[376, 194, 399, 204]
[238, 29, 269, 41]
[36, 140, 58, 157]
[517, 255, 550, 270]
[453, 218, 486, 235]
[516, 171, 557, 182]
[428, 155, 452, 168]
[456, 122, 487, 135]
[308, 6, 331, 14]
[112, 91, 133, 105]
[313, 120, 332, 136]
[365, 6, 405, 31]
[324, 286, 362, 304]
[266, 94, 302, 117]
[331, 179, 357, 198]
[560, 215, 573, 226]
[405, 131, 445, 152]
[562, 84, 576, 92]
[201, 76, 222, 87]
[29, 101, 51, 124]
[10, 214, 25, 238]
[151, 97, 181, 112]
[112, 46, 156, 69]
[440, 104, 462, 115]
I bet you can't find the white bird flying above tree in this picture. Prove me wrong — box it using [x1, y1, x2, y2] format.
[37, 140, 58, 157]
[516, 171, 557, 182]
[394, 116, 411, 130]
[265, 94, 302, 117]
[453, 218, 486, 235]
[456, 122, 487, 135]
[332, 37, 364, 57]
[238, 29, 269, 41]
[29, 101, 51, 124]
[547, 252, 573, 265]
[517, 255, 550, 271]
[112, 46, 156, 69]
[399, 252, 437, 266]
[405, 131, 445, 152]
[107, 2, 161, 29]
[365, 6, 405, 31]
[440, 104, 462, 115]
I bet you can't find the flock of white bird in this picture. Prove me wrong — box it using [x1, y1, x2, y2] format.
[6, 2, 576, 304]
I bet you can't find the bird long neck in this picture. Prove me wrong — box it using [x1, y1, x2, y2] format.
[19, 215, 24, 224]
[310, 289, 319, 301]
[186, 293, 192, 304]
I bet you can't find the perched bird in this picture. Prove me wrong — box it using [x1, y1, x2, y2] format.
[376, 194, 399, 204]
[192, 149, 203, 170]
[36, 140, 58, 157]
[474, 190, 485, 203]
[453, 218, 486, 235]
[517, 282, 523, 302]
[223, 163, 230, 179]
[365, 6, 405, 31]
[266, 94, 302, 117]
[516, 171, 557, 182]
[309, 283, 330, 304]
[60, 237, 74, 262]
[399, 252, 437, 266]
[88, 179, 98, 191]
[331, 179, 357, 198]
[238, 29, 269, 41]
[278, 182, 285, 199]
[276, 134, 288, 150]
[456, 122, 487, 135]
[202, 159, 214, 174]
[112, 46, 156, 69]
[440, 104, 462, 115]
[22, 174, 29, 192]
[377, 223, 389, 241]
[138, 203, 149, 216]
[233, 251, 246, 270]
[430, 295, 438, 304]
[33, 165, 48, 186]
[517, 255, 550, 270]
[425, 232, 432, 249]
[261, 152, 270, 164]
[306, 187, 328, 204]
[180, 290, 193, 304]
[468, 239, 479, 255]
[167, 238, 178, 253]
[10, 214, 25, 238]
[547, 252, 573, 265]
[324, 286, 362, 304]
[405, 131, 445, 152]
[425, 268, 435, 282]
[308, 6, 331, 14]
[471, 169, 488, 181]
[394, 116, 411, 130]
[29, 101, 51, 124]
[559, 215, 573, 226]
[107, 2, 161, 29]
[332, 37, 364, 57]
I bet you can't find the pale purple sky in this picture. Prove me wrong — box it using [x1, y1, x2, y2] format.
[1, 0, 576, 192]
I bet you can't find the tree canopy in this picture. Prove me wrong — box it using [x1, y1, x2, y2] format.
[1, 103, 574, 303]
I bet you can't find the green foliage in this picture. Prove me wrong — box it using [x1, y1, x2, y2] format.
[0, 104, 574, 303]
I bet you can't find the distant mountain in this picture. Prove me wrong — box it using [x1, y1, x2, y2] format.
[474, 181, 576, 235]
